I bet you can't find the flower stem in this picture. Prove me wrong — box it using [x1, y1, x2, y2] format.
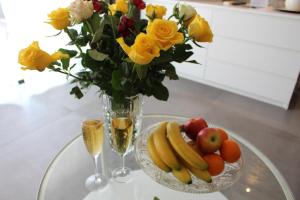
[53, 68, 83, 81]
[108, 10, 117, 41]
[65, 28, 83, 54]
[168, 14, 175, 20]
[84, 20, 94, 35]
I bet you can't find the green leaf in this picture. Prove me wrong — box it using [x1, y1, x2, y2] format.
[134, 64, 148, 80]
[70, 63, 76, 70]
[153, 197, 160, 200]
[67, 29, 78, 38]
[81, 26, 88, 36]
[51, 61, 61, 66]
[111, 70, 122, 90]
[192, 40, 204, 48]
[75, 36, 88, 46]
[70, 86, 83, 99]
[87, 49, 108, 61]
[92, 17, 107, 43]
[58, 48, 78, 58]
[183, 43, 193, 50]
[185, 60, 200, 64]
[112, 89, 125, 104]
[46, 31, 62, 37]
[151, 50, 173, 65]
[165, 64, 179, 80]
[81, 53, 100, 70]
[61, 58, 70, 70]
[135, 19, 148, 32]
[173, 44, 194, 63]
[152, 82, 169, 101]
[121, 62, 130, 76]
[90, 13, 101, 31]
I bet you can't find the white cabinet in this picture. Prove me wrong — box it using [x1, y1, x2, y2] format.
[144, 0, 300, 109]
[204, 6, 300, 109]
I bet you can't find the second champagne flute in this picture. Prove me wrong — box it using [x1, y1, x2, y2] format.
[110, 117, 134, 183]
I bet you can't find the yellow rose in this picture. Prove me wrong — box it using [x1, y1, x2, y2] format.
[47, 8, 70, 30]
[18, 41, 69, 71]
[109, 0, 128, 15]
[116, 33, 160, 65]
[188, 15, 213, 42]
[146, 19, 184, 51]
[146, 4, 167, 19]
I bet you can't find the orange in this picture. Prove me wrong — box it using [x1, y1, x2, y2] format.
[203, 153, 224, 176]
[220, 140, 241, 163]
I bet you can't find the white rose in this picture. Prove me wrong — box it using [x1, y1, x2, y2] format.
[69, 0, 94, 23]
[179, 4, 197, 21]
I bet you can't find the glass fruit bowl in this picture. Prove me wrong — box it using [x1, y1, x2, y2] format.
[134, 121, 244, 193]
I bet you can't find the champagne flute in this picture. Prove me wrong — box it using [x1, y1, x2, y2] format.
[110, 117, 134, 183]
[82, 120, 108, 191]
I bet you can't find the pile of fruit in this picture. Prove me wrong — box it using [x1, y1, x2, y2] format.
[146, 117, 241, 184]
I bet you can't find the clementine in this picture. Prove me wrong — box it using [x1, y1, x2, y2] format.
[220, 140, 241, 163]
[203, 153, 224, 176]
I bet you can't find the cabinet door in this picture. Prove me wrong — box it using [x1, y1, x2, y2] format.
[205, 59, 295, 107]
[207, 36, 300, 79]
[212, 9, 300, 51]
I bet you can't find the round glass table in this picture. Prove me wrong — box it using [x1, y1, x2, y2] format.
[37, 115, 295, 200]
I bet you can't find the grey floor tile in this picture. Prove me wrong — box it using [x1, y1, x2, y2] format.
[0, 113, 83, 200]
[0, 99, 69, 147]
[213, 92, 300, 138]
[31, 84, 100, 111]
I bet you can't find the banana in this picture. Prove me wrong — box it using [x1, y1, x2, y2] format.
[167, 122, 208, 170]
[172, 166, 192, 184]
[147, 134, 171, 172]
[180, 158, 212, 183]
[152, 122, 181, 171]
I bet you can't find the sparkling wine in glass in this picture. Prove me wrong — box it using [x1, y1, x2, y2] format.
[82, 120, 108, 191]
[110, 117, 134, 183]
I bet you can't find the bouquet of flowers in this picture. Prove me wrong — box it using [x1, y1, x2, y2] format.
[18, 0, 213, 103]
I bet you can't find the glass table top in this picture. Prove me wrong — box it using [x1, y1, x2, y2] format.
[37, 115, 295, 200]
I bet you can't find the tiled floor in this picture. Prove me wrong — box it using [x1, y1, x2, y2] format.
[0, 78, 299, 200]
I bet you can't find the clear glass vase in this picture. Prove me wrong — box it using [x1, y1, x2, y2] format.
[102, 94, 143, 182]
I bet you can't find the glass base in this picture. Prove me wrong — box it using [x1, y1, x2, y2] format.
[85, 174, 108, 191]
[112, 167, 132, 183]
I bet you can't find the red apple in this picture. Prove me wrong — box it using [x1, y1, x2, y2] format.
[216, 128, 229, 145]
[197, 128, 222, 153]
[183, 118, 208, 141]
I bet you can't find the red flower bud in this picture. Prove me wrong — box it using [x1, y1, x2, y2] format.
[93, 0, 102, 12]
[118, 16, 135, 37]
[132, 0, 146, 10]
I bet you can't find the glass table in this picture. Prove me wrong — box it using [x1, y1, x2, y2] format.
[37, 115, 295, 200]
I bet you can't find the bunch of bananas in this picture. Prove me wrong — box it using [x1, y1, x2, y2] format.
[147, 122, 212, 184]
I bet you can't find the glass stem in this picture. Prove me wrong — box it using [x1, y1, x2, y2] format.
[94, 154, 100, 180]
[122, 155, 125, 172]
